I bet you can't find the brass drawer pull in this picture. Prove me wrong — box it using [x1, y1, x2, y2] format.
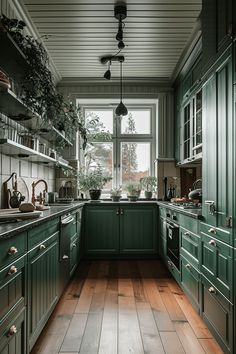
[7, 325, 17, 337]
[39, 244, 46, 250]
[208, 227, 216, 234]
[208, 286, 216, 294]
[72, 243, 77, 248]
[184, 232, 190, 236]
[8, 265, 18, 275]
[116, 208, 119, 215]
[185, 263, 191, 269]
[208, 239, 217, 246]
[120, 208, 123, 215]
[62, 255, 69, 259]
[8, 246, 18, 255]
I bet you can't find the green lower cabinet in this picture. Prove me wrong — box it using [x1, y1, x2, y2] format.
[200, 232, 233, 302]
[201, 275, 233, 354]
[28, 232, 59, 350]
[0, 307, 26, 354]
[70, 235, 79, 276]
[180, 256, 200, 312]
[120, 205, 157, 254]
[85, 205, 119, 255]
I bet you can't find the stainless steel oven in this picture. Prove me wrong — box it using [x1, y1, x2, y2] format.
[166, 218, 180, 269]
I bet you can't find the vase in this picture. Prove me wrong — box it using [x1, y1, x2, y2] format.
[145, 191, 152, 199]
[89, 189, 101, 200]
[127, 195, 138, 202]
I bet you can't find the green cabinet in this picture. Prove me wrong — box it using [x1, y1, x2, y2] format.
[201, 275, 233, 354]
[180, 255, 201, 312]
[202, 0, 234, 71]
[202, 51, 233, 234]
[85, 205, 119, 255]
[0, 307, 26, 354]
[28, 230, 59, 350]
[84, 204, 157, 256]
[120, 205, 157, 254]
[200, 232, 233, 302]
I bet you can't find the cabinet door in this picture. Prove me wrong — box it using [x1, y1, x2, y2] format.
[85, 206, 119, 255]
[201, 275, 233, 354]
[180, 256, 200, 312]
[28, 235, 59, 349]
[0, 307, 26, 354]
[202, 53, 233, 232]
[201, 233, 233, 302]
[120, 205, 157, 254]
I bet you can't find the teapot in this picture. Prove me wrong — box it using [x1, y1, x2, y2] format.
[9, 191, 25, 208]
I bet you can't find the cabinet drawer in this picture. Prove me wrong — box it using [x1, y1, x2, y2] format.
[28, 217, 59, 248]
[178, 214, 198, 234]
[180, 227, 200, 269]
[0, 231, 27, 269]
[0, 255, 26, 321]
[0, 306, 26, 354]
[167, 260, 180, 284]
[201, 275, 233, 354]
[201, 233, 233, 302]
[28, 231, 59, 260]
[180, 256, 200, 311]
[200, 221, 231, 245]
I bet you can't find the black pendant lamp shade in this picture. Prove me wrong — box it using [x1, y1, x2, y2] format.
[115, 60, 128, 116]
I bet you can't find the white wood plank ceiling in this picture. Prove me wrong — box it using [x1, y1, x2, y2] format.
[22, 0, 202, 82]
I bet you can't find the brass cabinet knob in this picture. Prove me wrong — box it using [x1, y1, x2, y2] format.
[8, 265, 18, 275]
[72, 243, 77, 248]
[208, 239, 217, 247]
[8, 246, 18, 255]
[186, 263, 191, 269]
[184, 232, 190, 236]
[8, 325, 17, 336]
[39, 244, 46, 250]
[208, 227, 216, 234]
[208, 286, 216, 294]
[62, 255, 69, 259]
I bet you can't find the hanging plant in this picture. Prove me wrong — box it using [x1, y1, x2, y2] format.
[0, 14, 88, 149]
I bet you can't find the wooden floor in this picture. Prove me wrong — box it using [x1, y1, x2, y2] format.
[31, 260, 223, 354]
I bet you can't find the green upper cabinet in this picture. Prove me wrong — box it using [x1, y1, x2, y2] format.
[202, 50, 233, 233]
[84, 205, 119, 255]
[120, 205, 157, 254]
[202, 0, 235, 71]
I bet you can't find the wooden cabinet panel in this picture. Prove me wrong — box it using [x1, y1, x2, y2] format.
[0, 307, 26, 354]
[201, 233, 233, 302]
[201, 275, 233, 354]
[85, 206, 119, 255]
[0, 232, 27, 269]
[0, 256, 26, 321]
[180, 256, 200, 312]
[120, 205, 157, 254]
[28, 234, 59, 350]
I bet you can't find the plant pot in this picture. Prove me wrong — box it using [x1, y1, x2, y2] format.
[127, 195, 138, 202]
[111, 196, 121, 202]
[145, 191, 152, 199]
[89, 189, 101, 200]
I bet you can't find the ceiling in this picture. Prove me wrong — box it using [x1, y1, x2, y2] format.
[22, 0, 202, 82]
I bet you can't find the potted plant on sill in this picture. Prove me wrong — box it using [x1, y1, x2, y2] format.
[126, 183, 141, 202]
[110, 187, 122, 202]
[140, 176, 157, 199]
[78, 166, 112, 200]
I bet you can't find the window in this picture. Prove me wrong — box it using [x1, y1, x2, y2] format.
[80, 104, 156, 195]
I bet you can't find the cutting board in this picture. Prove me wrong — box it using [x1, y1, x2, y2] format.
[0, 209, 42, 220]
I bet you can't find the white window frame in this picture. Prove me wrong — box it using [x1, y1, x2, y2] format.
[78, 100, 157, 191]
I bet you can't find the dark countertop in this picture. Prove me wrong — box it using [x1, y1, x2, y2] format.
[157, 201, 203, 219]
[0, 202, 84, 239]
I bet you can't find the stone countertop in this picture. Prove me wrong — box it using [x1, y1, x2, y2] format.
[157, 201, 203, 219]
[0, 202, 84, 239]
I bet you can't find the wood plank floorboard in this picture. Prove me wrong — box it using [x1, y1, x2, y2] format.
[31, 260, 223, 354]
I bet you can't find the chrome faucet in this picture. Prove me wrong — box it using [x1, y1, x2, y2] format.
[32, 179, 48, 205]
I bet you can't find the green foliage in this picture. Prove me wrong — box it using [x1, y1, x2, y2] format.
[110, 187, 122, 197]
[126, 182, 141, 196]
[140, 176, 157, 192]
[78, 166, 112, 192]
[122, 113, 138, 181]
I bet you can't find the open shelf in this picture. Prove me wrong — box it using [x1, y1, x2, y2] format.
[0, 138, 72, 169]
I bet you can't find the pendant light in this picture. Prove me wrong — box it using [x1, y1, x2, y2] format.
[115, 60, 128, 116]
